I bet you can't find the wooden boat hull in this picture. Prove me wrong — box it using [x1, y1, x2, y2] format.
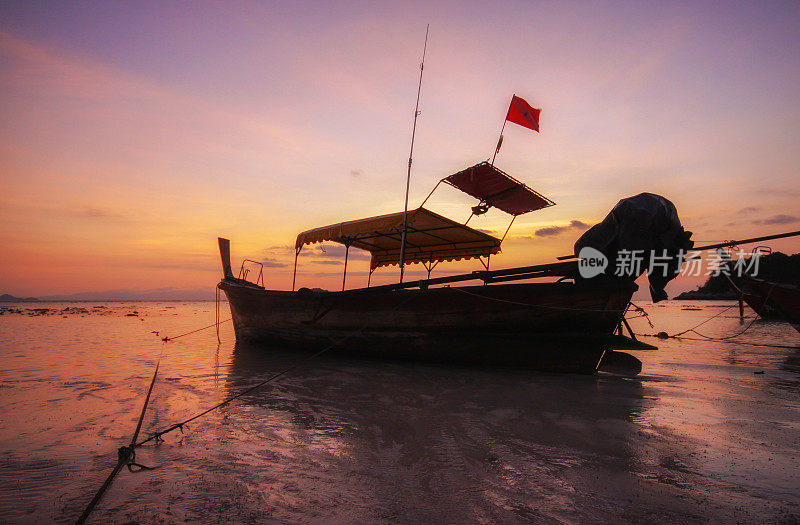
[219, 279, 640, 373]
[740, 290, 782, 319]
[741, 277, 800, 333]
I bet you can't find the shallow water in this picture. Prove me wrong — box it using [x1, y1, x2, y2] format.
[1, 300, 799, 523]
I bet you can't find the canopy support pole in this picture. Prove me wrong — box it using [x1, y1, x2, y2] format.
[479, 255, 491, 285]
[501, 215, 517, 242]
[424, 258, 440, 279]
[292, 246, 301, 291]
[419, 179, 442, 209]
[342, 244, 350, 291]
[399, 24, 429, 284]
[367, 268, 374, 288]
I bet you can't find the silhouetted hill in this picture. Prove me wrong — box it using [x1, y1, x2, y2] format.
[1, 288, 221, 302]
[0, 293, 39, 302]
[39, 287, 219, 301]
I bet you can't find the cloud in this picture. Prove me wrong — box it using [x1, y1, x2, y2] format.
[274, 243, 373, 269]
[0, 28, 305, 162]
[755, 214, 800, 225]
[73, 207, 118, 218]
[738, 206, 760, 215]
[350, 169, 364, 177]
[128, 262, 219, 271]
[4, 202, 130, 222]
[534, 226, 568, 237]
[304, 244, 371, 261]
[308, 269, 430, 278]
[534, 219, 591, 237]
[263, 245, 296, 255]
[756, 189, 800, 197]
[261, 257, 287, 268]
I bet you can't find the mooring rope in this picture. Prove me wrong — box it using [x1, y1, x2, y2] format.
[670, 305, 737, 337]
[76, 293, 417, 523]
[76, 345, 164, 524]
[139, 293, 415, 445]
[628, 302, 654, 328]
[630, 286, 798, 349]
[215, 285, 221, 344]
[449, 286, 629, 312]
[136, 342, 339, 447]
[637, 314, 761, 343]
[677, 314, 761, 341]
[160, 318, 232, 342]
[651, 334, 800, 350]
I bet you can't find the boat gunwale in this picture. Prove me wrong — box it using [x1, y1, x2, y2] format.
[218, 276, 638, 299]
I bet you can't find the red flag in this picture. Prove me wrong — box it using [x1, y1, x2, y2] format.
[505, 95, 540, 132]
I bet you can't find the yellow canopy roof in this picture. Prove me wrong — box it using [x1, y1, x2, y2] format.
[295, 207, 501, 270]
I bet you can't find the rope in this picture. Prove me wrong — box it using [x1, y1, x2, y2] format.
[679, 314, 760, 341]
[449, 286, 628, 312]
[631, 285, 795, 348]
[671, 305, 736, 337]
[138, 293, 416, 446]
[637, 330, 799, 350]
[215, 285, 221, 344]
[628, 302, 654, 328]
[161, 318, 231, 342]
[641, 283, 777, 342]
[637, 314, 759, 342]
[148, 285, 228, 342]
[77, 293, 418, 522]
[138, 342, 335, 446]
[76, 345, 164, 524]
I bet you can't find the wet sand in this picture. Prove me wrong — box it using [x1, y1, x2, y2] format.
[0, 301, 798, 523]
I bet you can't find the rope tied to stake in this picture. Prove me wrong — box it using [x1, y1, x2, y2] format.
[117, 446, 155, 472]
[633, 285, 798, 349]
[160, 318, 231, 342]
[78, 292, 419, 523]
[76, 345, 164, 524]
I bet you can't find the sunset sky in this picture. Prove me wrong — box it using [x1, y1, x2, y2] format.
[1, 1, 799, 297]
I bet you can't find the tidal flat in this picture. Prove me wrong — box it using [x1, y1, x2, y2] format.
[1, 301, 798, 523]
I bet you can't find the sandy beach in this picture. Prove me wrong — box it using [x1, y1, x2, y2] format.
[1, 300, 798, 523]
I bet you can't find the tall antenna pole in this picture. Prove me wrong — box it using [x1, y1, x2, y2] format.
[399, 24, 429, 284]
[491, 93, 512, 165]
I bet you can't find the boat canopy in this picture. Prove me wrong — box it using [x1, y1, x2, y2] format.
[295, 207, 501, 270]
[443, 162, 555, 216]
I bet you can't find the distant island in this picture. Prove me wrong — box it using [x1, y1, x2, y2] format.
[0, 287, 222, 302]
[0, 293, 39, 302]
[675, 251, 800, 300]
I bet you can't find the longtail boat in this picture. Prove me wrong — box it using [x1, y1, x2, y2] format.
[740, 288, 783, 319]
[721, 254, 800, 331]
[717, 246, 800, 331]
[218, 162, 654, 374]
[740, 277, 800, 333]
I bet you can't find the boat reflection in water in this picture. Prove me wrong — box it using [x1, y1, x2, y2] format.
[214, 305, 800, 522]
[223, 338, 655, 522]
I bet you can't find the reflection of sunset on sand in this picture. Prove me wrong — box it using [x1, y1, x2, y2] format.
[3, 302, 799, 521]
